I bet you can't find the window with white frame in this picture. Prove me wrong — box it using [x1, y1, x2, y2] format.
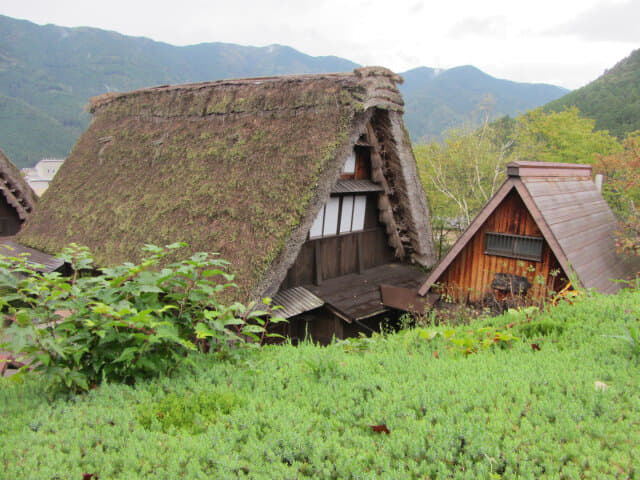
[309, 195, 367, 239]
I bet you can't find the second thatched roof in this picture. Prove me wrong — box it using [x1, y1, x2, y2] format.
[0, 148, 37, 221]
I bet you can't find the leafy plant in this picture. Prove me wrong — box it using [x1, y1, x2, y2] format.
[416, 325, 519, 355]
[0, 243, 284, 393]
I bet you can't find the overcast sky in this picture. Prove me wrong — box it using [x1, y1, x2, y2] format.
[2, 0, 639, 89]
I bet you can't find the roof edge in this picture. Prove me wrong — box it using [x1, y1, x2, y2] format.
[507, 161, 592, 178]
[90, 66, 404, 113]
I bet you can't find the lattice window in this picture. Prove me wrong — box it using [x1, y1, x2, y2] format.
[485, 232, 543, 261]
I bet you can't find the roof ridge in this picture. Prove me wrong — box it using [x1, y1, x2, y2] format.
[90, 67, 403, 113]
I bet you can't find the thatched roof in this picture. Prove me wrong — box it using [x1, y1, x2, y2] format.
[19, 67, 435, 301]
[419, 161, 639, 296]
[0, 148, 37, 221]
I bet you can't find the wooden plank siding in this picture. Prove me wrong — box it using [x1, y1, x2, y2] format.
[280, 192, 393, 289]
[437, 190, 564, 302]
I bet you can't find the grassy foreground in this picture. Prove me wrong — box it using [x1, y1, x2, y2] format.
[1, 289, 639, 479]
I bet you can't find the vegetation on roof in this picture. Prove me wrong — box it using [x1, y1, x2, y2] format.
[18, 71, 407, 301]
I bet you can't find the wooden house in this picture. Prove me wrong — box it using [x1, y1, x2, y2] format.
[18, 67, 436, 343]
[0, 148, 37, 237]
[417, 161, 639, 304]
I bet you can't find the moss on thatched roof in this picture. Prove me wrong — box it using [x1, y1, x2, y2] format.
[0, 148, 37, 220]
[19, 67, 433, 301]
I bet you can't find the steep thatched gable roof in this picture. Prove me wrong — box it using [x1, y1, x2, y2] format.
[0, 148, 37, 221]
[19, 67, 435, 301]
[419, 161, 639, 297]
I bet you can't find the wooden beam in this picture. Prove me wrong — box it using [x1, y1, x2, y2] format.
[365, 122, 405, 259]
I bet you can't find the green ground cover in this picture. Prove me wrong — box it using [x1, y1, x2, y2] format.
[1, 288, 639, 479]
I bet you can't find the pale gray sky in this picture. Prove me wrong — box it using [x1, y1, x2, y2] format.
[2, 0, 639, 89]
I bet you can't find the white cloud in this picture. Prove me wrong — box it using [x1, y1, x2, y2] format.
[449, 16, 509, 38]
[546, 0, 640, 43]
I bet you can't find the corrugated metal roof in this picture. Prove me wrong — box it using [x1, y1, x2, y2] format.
[331, 180, 384, 194]
[271, 287, 324, 318]
[0, 240, 65, 273]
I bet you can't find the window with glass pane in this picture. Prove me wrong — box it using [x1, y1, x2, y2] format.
[309, 195, 367, 239]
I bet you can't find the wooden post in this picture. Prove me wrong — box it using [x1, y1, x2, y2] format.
[314, 241, 322, 286]
[357, 234, 364, 274]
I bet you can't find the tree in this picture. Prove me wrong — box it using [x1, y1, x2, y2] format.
[414, 113, 513, 257]
[512, 107, 621, 164]
[594, 132, 640, 257]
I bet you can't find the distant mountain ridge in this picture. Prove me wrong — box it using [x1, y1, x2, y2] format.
[0, 14, 567, 167]
[400, 65, 568, 142]
[545, 48, 640, 138]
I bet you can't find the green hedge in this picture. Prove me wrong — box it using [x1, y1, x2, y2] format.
[1, 288, 639, 478]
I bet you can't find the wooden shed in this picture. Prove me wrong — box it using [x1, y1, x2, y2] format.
[18, 67, 436, 343]
[0, 148, 37, 237]
[417, 161, 639, 304]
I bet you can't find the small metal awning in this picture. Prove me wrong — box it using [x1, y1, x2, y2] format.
[0, 240, 65, 273]
[271, 287, 324, 319]
[331, 180, 385, 195]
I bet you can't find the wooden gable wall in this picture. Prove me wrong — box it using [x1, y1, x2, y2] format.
[438, 189, 566, 302]
[280, 191, 393, 289]
[0, 195, 23, 237]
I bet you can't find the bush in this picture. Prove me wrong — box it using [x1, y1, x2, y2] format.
[0, 243, 284, 394]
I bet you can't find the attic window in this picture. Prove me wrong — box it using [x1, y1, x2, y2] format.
[309, 195, 366, 239]
[485, 232, 543, 262]
[343, 153, 356, 175]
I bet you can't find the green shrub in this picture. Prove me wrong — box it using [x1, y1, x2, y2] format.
[0, 243, 284, 394]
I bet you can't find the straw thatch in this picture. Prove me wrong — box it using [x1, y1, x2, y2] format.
[0, 148, 37, 222]
[19, 67, 435, 301]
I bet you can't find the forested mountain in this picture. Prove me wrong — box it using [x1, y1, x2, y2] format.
[400, 65, 568, 142]
[0, 14, 567, 167]
[0, 15, 357, 166]
[545, 48, 640, 138]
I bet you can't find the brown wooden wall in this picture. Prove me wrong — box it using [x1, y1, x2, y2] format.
[0, 196, 22, 237]
[280, 192, 394, 289]
[439, 190, 566, 302]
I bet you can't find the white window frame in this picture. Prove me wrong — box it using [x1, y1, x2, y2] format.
[309, 194, 367, 239]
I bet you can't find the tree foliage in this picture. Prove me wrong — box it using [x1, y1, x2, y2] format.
[546, 48, 640, 139]
[414, 114, 513, 256]
[513, 107, 621, 164]
[594, 132, 640, 257]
